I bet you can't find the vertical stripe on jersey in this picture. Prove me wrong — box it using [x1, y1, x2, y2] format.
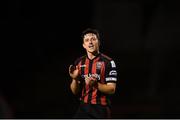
[104, 61, 111, 106]
[87, 59, 93, 103]
[100, 62, 107, 105]
[80, 57, 85, 101]
[96, 58, 102, 105]
[83, 58, 90, 103]
[90, 57, 100, 104]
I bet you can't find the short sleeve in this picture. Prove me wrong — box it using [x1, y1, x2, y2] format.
[73, 57, 81, 66]
[105, 60, 117, 83]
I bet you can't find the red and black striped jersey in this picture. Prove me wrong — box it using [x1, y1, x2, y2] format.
[73, 53, 117, 106]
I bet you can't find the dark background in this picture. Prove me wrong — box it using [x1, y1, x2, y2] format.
[1, 0, 180, 118]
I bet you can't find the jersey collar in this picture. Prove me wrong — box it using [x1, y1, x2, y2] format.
[86, 52, 101, 61]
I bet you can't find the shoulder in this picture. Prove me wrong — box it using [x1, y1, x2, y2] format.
[74, 55, 86, 65]
[100, 53, 113, 62]
[100, 53, 116, 68]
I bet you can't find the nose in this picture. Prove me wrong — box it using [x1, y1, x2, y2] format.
[89, 39, 93, 43]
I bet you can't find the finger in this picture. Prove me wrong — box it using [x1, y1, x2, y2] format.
[69, 65, 74, 73]
[76, 65, 79, 70]
[85, 76, 89, 81]
[69, 65, 72, 71]
[91, 76, 97, 81]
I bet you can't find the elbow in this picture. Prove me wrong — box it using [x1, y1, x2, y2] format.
[108, 87, 116, 95]
[70, 84, 78, 95]
[71, 88, 78, 95]
[70, 84, 74, 94]
[72, 90, 78, 95]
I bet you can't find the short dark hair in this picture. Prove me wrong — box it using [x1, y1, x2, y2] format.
[81, 28, 100, 41]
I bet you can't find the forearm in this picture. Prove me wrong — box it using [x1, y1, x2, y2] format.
[70, 79, 80, 95]
[97, 82, 116, 95]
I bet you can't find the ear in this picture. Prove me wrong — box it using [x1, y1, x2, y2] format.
[98, 40, 100, 47]
[83, 43, 86, 49]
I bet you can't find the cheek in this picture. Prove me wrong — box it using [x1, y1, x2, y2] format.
[83, 43, 88, 49]
[94, 42, 99, 47]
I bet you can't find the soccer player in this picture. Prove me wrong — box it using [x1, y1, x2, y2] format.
[69, 28, 117, 118]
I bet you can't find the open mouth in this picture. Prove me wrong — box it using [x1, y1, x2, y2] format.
[89, 45, 94, 48]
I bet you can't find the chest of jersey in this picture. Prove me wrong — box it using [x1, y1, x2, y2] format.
[79, 60, 106, 82]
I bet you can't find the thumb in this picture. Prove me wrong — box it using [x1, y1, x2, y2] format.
[76, 65, 79, 70]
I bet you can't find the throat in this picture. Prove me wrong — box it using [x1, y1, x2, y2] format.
[87, 51, 99, 60]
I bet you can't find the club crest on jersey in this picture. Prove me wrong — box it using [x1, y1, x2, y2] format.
[96, 62, 102, 69]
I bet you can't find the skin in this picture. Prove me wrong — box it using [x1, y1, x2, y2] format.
[69, 33, 116, 95]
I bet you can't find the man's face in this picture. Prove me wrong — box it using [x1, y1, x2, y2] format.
[83, 33, 100, 54]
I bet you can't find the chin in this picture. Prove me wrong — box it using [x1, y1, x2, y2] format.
[88, 50, 95, 53]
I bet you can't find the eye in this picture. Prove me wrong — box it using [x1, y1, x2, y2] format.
[92, 37, 96, 41]
[84, 39, 89, 42]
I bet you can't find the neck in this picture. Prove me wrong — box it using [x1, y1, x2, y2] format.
[87, 51, 100, 60]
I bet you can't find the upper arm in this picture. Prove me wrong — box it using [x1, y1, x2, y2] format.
[105, 60, 117, 84]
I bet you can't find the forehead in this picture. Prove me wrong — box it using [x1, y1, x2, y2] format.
[84, 33, 97, 39]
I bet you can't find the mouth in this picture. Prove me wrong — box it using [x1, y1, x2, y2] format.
[88, 45, 94, 49]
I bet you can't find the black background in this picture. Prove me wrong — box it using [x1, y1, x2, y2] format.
[1, 0, 180, 118]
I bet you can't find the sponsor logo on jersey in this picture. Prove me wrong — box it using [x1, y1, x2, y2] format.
[110, 60, 116, 68]
[82, 73, 100, 81]
[109, 70, 117, 76]
[106, 77, 117, 81]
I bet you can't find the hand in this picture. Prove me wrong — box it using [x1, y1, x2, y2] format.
[69, 65, 79, 79]
[89, 80, 98, 88]
[85, 76, 98, 88]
